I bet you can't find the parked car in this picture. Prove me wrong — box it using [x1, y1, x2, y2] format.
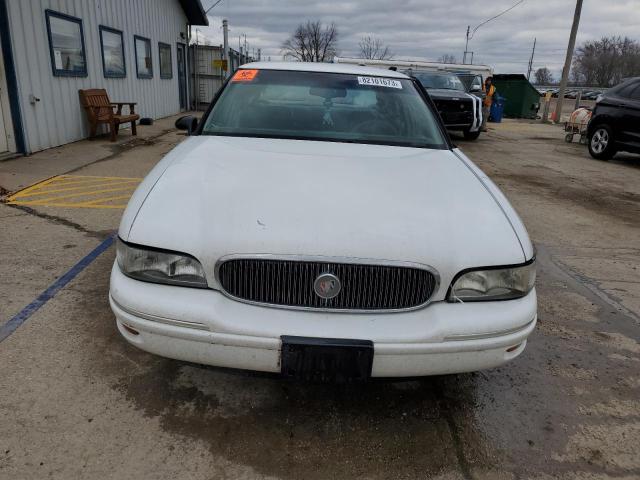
[407, 70, 483, 140]
[583, 91, 602, 100]
[588, 77, 640, 159]
[110, 62, 537, 381]
[457, 73, 485, 97]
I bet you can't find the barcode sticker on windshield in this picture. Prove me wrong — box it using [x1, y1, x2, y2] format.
[357, 76, 402, 89]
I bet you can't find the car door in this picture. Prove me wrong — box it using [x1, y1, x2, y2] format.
[623, 82, 640, 148]
[608, 81, 639, 146]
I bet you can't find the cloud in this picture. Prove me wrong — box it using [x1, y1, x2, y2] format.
[196, 0, 640, 78]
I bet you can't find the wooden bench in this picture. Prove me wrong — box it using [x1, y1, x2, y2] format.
[78, 89, 140, 142]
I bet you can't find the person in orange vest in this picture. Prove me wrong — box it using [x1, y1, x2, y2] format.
[481, 76, 496, 132]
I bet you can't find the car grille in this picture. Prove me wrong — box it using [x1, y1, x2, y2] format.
[435, 98, 472, 112]
[217, 258, 438, 311]
[440, 111, 474, 125]
[433, 98, 471, 122]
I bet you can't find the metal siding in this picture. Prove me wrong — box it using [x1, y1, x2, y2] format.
[6, 0, 187, 153]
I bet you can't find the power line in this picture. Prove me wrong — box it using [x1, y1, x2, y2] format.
[204, 0, 225, 14]
[463, 0, 526, 63]
[469, 0, 525, 40]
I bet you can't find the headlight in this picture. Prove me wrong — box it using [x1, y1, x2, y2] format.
[116, 239, 208, 288]
[448, 260, 535, 302]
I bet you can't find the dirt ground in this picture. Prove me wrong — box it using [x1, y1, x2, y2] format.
[1, 117, 639, 480]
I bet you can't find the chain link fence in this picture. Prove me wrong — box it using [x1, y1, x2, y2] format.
[189, 45, 253, 111]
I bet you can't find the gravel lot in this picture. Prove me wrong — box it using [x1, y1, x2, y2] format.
[1, 118, 639, 479]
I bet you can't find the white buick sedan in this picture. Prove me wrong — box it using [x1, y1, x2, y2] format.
[110, 62, 536, 381]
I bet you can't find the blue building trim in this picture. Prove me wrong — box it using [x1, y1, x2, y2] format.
[0, 0, 26, 154]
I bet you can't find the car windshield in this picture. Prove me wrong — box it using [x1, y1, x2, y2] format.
[412, 72, 466, 91]
[200, 69, 447, 149]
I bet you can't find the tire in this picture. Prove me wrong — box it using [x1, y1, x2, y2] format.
[588, 124, 616, 160]
[463, 129, 481, 141]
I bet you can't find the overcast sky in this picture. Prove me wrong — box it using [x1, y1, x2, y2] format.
[195, 0, 640, 78]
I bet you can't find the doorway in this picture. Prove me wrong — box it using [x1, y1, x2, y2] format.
[0, 33, 16, 155]
[0, 97, 7, 154]
[177, 43, 187, 111]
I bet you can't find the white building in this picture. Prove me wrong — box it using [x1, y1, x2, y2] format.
[0, 0, 208, 157]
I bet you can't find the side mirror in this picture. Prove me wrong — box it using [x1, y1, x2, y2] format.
[175, 115, 198, 135]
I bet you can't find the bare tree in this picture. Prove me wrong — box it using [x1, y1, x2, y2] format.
[534, 67, 554, 85]
[572, 36, 640, 86]
[281, 21, 338, 62]
[358, 36, 393, 60]
[438, 54, 457, 64]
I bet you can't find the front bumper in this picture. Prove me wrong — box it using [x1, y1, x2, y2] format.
[109, 265, 537, 377]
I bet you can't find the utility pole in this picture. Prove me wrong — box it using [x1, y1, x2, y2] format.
[244, 34, 247, 62]
[222, 19, 229, 79]
[554, 0, 583, 123]
[463, 26, 470, 64]
[258, 48, 261, 61]
[195, 29, 200, 112]
[527, 37, 536, 81]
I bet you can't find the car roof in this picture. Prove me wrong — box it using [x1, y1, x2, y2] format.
[408, 70, 455, 76]
[239, 61, 409, 79]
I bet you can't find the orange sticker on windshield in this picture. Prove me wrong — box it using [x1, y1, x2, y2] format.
[232, 69, 258, 82]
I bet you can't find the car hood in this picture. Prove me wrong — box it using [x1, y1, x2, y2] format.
[427, 89, 473, 101]
[123, 136, 529, 297]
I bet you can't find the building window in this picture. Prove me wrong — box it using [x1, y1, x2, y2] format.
[134, 35, 152, 78]
[159, 43, 172, 79]
[45, 10, 87, 77]
[99, 26, 125, 78]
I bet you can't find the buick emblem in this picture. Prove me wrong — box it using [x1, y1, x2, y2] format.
[314, 273, 341, 299]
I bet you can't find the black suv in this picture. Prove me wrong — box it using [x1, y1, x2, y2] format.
[588, 77, 640, 160]
[407, 70, 483, 140]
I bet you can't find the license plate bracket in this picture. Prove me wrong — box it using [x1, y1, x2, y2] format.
[280, 336, 373, 383]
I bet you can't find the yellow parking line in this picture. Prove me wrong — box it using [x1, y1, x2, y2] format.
[9, 185, 138, 205]
[41, 178, 138, 188]
[49, 175, 142, 185]
[77, 194, 134, 206]
[7, 201, 130, 209]
[6, 176, 58, 201]
[5, 175, 144, 209]
[56, 174, 143, 181]
[12, 179, 140, 198]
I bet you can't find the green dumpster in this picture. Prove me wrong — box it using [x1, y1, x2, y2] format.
[491, 74, 541, 119]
